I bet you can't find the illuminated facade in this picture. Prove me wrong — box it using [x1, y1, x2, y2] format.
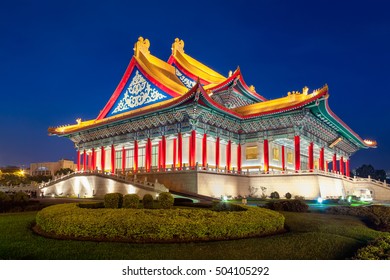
[49, 37, 377, 197]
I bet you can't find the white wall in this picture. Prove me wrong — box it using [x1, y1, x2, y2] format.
[43, 175, 160, 198]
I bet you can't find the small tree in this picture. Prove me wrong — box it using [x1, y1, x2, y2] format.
[158, 192, 174, 209]
[0, 191, 11, 212]
[143, 194, 154, 209]
[55, 168, 74, 176]
[104, 193, 123, 208]
[123, 194, 140, 209]
[285, 192, 292, 199]
[270, 191, 280, 199]
[13, 191, 29, 204]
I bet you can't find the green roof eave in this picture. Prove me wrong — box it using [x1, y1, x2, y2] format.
[308, 99, 368, 149]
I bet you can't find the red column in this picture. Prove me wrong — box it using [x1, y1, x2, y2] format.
[189, 130, 196, 168]
[215, 137, 220, 169]
[148, 138, 152, 172]
[173, 138, 177, 169]
[325, 160, 329, 172]
[146, 138, 152, 172]
[158, 141, 162, 170]
[101, 146, 105, 172]
[178, 133, 182, 170]
[294, 135, 300, 171]
[237, 144, 242, 173]
[308, 142, 314, 171]
[162, 135, 166, 170]
[319, 147, 325, 171]
[345, 159, 350, 177]
[340, 156, 344, 175]
[122, 147, 126, 174]
[263, 139, 269, 173]
[202, 133, 207, 167]
[92, 148, 96, 171]
[111, 145, 115, 174]
[133, 140, 138, 172]
[226, 140, 232, 171]
[83, 149, 87, 171]
[281, 145, 285, 171]
[77, 150, 80, 171]
[332, 153, 337, 173]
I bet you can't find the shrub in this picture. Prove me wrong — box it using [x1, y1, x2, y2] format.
[158, 192, 174, 209]
[285, 192, 292, 199]
[35, 203, 285, 243]
[104, 193, 123, 209]
[0, 191, 11, 202]
[270, 191, 280, 199]
[78, 202, 105, 209]
[354, 235, 390, 260]
[326, 205, 390, 232]
[123, 194, 140, 209]
[0, 191, 11, 212]
[294, 195, 305, 200]
[266, 199, 309, 212]
[212, 202, 247, 212]
[12, 191, 29, 204]
[143, 194, 154, 209]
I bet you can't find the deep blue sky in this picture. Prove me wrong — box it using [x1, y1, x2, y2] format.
[1, 0, 389, 171]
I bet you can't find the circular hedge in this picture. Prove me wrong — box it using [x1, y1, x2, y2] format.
[35, 203, 285, 243]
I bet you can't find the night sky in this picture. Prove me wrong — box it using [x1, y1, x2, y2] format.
[1, 0, 389, 171]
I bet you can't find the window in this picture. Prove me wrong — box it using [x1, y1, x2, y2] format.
[245, 146, 258, 160]
[126, 149, 134, 169]
[138, 147, 145, 168]
[152, 145, 158, 167]
[273, 147, 279, 160]
[115, 151, 122, 170]
[287, 152, 293, 164]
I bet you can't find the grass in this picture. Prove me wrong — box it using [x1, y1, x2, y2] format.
[1, 210, 388, 260]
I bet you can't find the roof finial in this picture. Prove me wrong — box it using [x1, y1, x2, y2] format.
[172, 38, 185, 56]
[133, 37, 150, 57]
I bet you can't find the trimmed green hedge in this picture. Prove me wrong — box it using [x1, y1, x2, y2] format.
[158, 192, 174, 209]
[123, 194, 140, 209]
[326, 205, 390, 232]
[265, 200, 309, 212]
[354, 235, 390, 260]
[35, 203, 285, 243]
[143, 194, 154, 209]
[104, 193, 123, 209]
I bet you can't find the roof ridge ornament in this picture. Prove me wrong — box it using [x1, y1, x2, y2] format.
[172, 38, 185, 56]
[134, 37, 150, 57]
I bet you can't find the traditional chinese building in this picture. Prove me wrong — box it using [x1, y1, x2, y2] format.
[48, 37, 379, 199]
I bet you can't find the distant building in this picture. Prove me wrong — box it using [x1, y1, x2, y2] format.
[29, 159, 75, 176]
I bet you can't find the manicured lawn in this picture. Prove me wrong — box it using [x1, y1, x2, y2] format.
[0, 210, 388, 260]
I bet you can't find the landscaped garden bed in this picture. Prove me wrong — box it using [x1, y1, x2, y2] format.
[35, 203, 285, 243]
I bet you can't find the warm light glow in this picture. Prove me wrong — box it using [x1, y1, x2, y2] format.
[329, 137, 342, 148]
[363, 139, 377, 147]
